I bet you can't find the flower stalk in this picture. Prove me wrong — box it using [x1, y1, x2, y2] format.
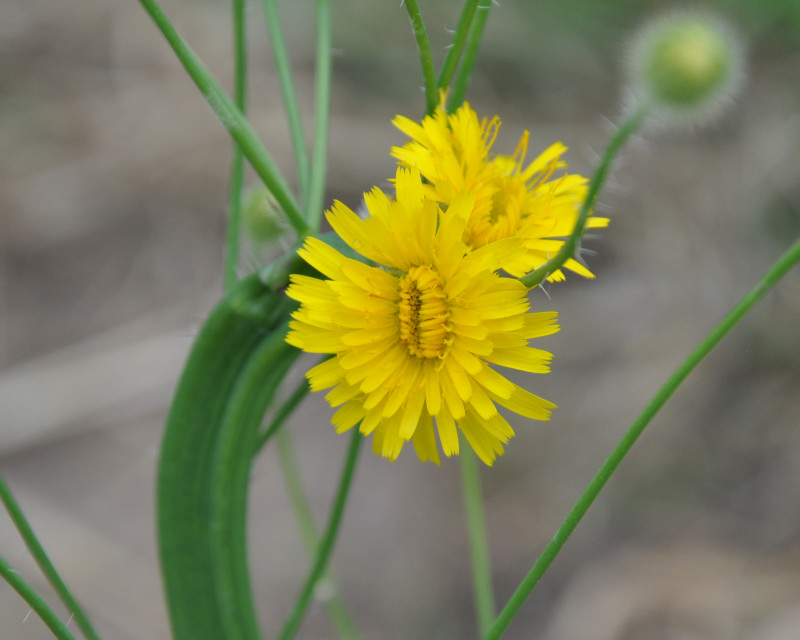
[276, 428, 361, 640]
[519, 105, 649, 289]
[277, 428, 363, 640]
[0, 476, 102, 640]
[0, 554, 80, 640]
[447, 0, 493, 112]
[486, 234, 800, 639]
[262, 0, 311, 204]
[459, 444, 496, 635]
[438, 0, 480, 91]
[404, 0, 438, 115]
[137, 0, 309, 237]
[225, 0, 248, 290]
[307, 0, 333, 229]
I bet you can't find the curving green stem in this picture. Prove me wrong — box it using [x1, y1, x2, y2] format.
[306, 0, 332, 230]
[485, 235, 800, 640]
[404, 0, 438, 115]
[137, 0, 309, 237]
[225, 0, 248, 290]
[438, 0, 479, 91]
[262, 0, 311, 203]
[277, 427, 363, 640]
[254, 376, 311, 454]
[0, 554, 80, 640]
[0, 476, 102, 640]
[459, 443, 495, 636]
[520, 105, 649, 289]
[446, 0, 492, 112]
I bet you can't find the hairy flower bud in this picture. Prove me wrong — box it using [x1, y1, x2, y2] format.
[627, 11, 744, 126]
[241, 186, 291, 244]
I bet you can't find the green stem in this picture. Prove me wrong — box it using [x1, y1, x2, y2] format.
[404, 0, 438, 115]
[485, 235, 800, 640]
[520, 105, 649, 289]
[225, 0, 248, 291]
[276, 429, 320, 573]
[254, 376, 310, 454]
[278, 428, 363, 640]
[306, 0, 333, 231]
[446, 0, 492, 112]
[137, 0, 309, 237]
[0, 476, 102, 640]
[0, 554, 80, 640]
[459, 443, 495, 636]
[437, 0, 479, 91]
[277, 429, 361, 640]
[261, 0, 311, 202]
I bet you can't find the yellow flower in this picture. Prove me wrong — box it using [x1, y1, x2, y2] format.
[285, 167, 558, 465]
[392, 101, 609, 281]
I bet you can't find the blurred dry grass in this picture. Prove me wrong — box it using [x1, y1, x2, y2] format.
[1, 1, 800, 638]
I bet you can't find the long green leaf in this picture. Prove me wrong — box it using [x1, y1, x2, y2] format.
[157, 272, 295, 640]
[209, 328, 299, 640]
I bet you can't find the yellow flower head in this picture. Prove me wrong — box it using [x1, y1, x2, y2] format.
[392, 101, 609, 281]
[286, 167, 558, 466]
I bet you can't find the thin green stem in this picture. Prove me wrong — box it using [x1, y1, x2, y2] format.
[0, 476, 102, 640]
[277, 429, 361, 640]
[306, 0, 332, 230]
[278, 428, 363, 640]
[254, 376, 310, 454]
[485, 235, 800, 640]
[520, 106, 650, 289]
[262, 0, 311, 202]
[0, 554, 80, 640]
[437, 0, 479, 91]
[446, 0, 492, 112]
[459, 443, 495, 636]
[251, 357, 358, 638]
[137, 0, 309, 237]
[404, 0, 438, 115]
[276, 428, 322, 563]
[225, 0, 248, 291]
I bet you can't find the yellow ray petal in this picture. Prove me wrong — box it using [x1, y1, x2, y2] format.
[459, 411, 505, 466]
[412, 412, 440, 465]
[491, 385, 556, 420]
[467, 378, 498, 420]
[484, 347, 553, 373]
[332, 399, 367, 433]
[435, 407, 459, 457]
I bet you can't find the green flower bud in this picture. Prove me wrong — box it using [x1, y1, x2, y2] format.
[627, 11, 744, 126]
[241, 186, 291, 244]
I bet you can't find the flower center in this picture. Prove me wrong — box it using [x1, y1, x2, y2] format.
[397, 266, 450, 359]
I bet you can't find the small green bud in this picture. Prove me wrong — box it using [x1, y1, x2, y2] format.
[627, 11, 744, 126]
[241, 186, 291, 244]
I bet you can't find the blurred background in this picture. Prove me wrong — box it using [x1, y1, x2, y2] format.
[2, 0, 800, 638]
